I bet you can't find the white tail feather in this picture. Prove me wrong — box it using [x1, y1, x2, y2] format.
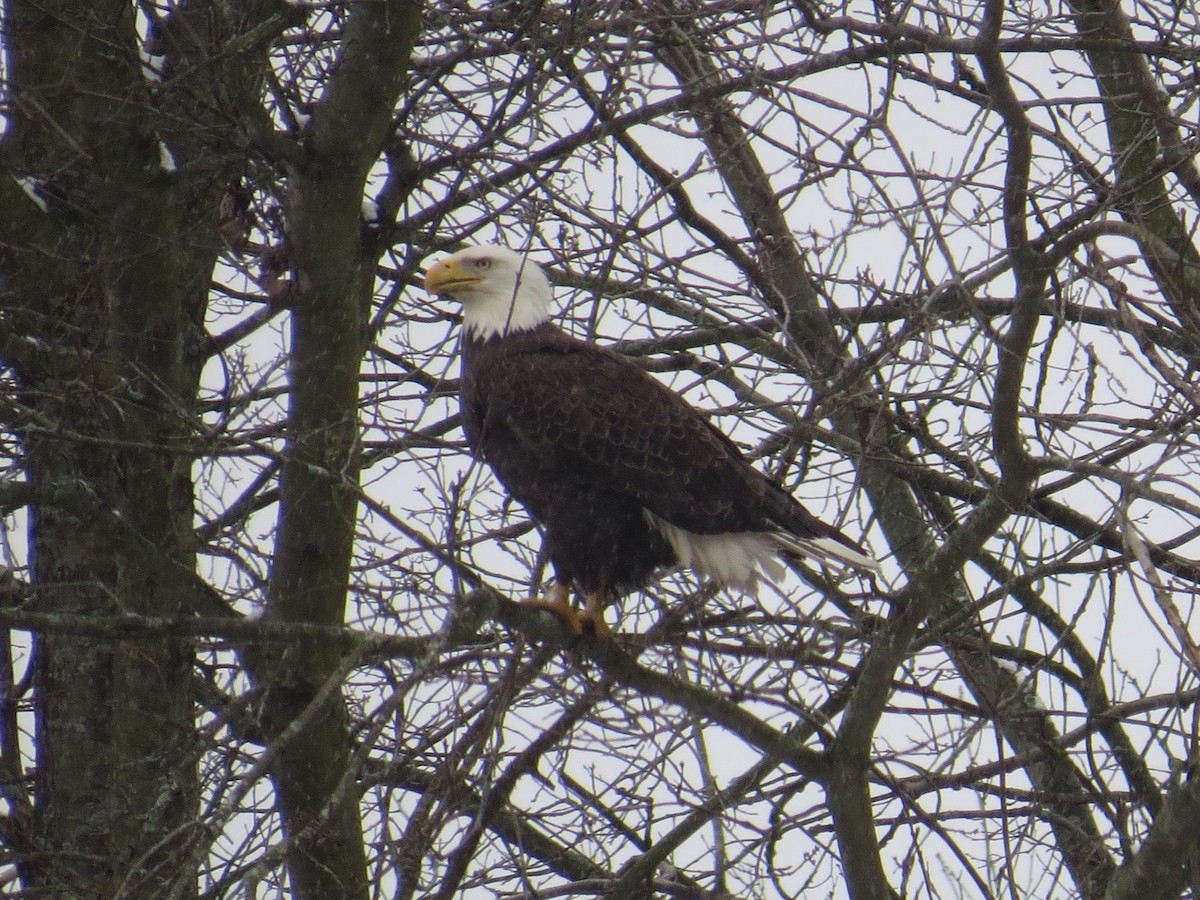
[772, 532, 881, 573]
[644, 510, 879, 591]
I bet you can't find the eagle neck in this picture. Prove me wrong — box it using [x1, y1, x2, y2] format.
[463, 320, 557, 354]
[461, 283, 552, 339]
[463, 316, 546, 341]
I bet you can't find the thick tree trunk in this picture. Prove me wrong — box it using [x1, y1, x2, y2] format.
[0, 2, 269, 894]
[3, 1, 205, 886]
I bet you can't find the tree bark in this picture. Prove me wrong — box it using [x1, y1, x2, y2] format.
[1, 2, 283, 894]
[252, 3, 422, 896]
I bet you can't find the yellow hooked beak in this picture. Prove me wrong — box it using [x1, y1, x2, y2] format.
[423, 257, 484, 295]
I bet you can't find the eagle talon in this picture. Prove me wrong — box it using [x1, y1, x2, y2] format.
[519, 583, 583, 635]
[579, 591, 612, 638]
[578, 610, 612, 638]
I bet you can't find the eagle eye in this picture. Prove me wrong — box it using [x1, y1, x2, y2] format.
[473, 258, 492, 269]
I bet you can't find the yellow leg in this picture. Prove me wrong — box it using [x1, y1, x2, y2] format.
[520, 581, 583, 635]
[579, 590, 613, 638]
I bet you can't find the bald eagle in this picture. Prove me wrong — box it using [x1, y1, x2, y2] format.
[424, 245, 878, 635]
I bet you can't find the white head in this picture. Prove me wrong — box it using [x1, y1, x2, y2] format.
[423, 244, 553, 339]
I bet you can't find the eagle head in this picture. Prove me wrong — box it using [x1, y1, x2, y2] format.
[424, 245, 552, 338]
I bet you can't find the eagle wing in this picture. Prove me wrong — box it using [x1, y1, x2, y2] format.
[468, 333, 811, 538]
